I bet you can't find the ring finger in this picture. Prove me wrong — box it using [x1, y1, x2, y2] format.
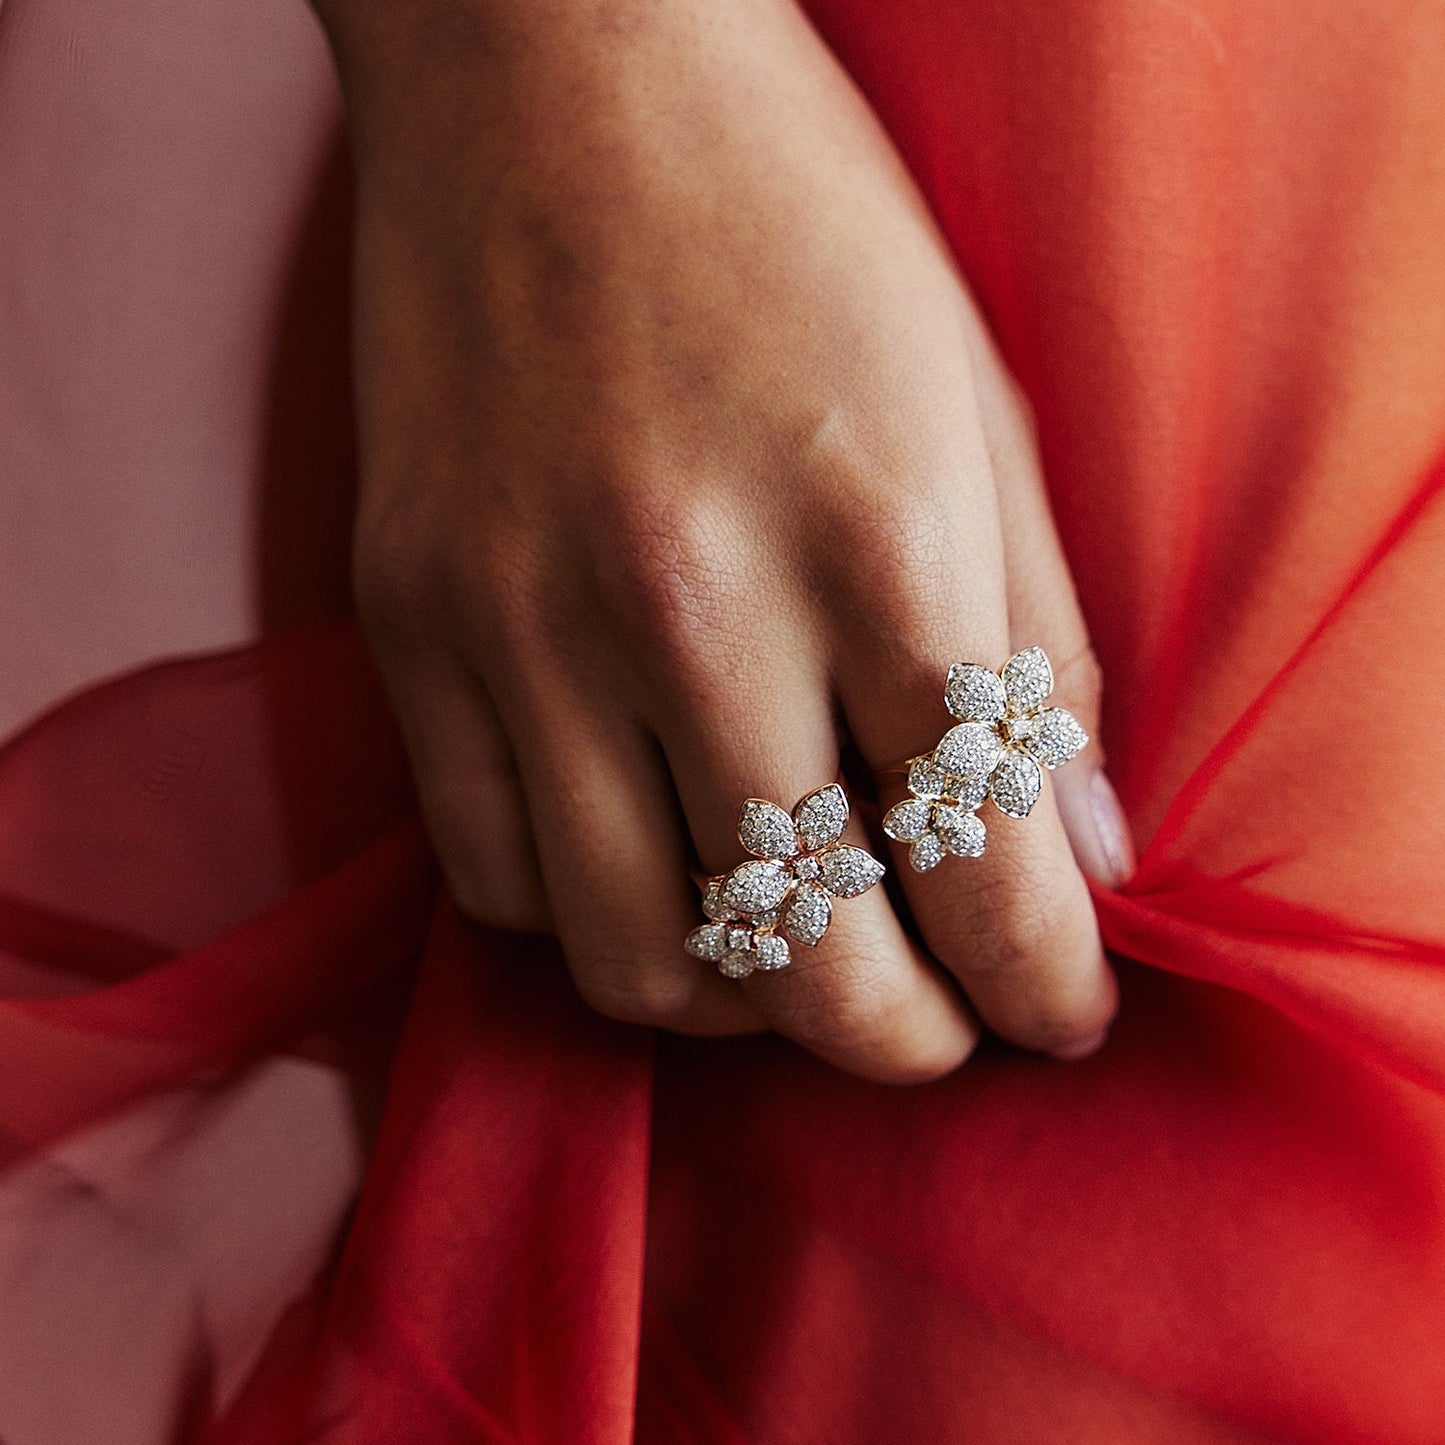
[655, 638, 980, 1083]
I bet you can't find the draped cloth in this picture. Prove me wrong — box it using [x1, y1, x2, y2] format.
[2, 0, 1444, 1439]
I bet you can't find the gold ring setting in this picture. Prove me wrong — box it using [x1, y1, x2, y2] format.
[882, 647, 1088, 872]
[684, 784, 885, 979]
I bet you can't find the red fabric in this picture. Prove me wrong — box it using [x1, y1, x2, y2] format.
[5, 0, 1445, 1440]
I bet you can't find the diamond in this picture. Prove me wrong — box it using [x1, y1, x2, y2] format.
[883, 797, 932, 843]
[941, 771, 989, 812]
[752, 933, 792, 970]
[720, 859, 791, 915]
[1001, 646, 1053, 713]
[718, 949, 755, 979]
[909, 833, 947, 872]
[686, 786, 890, 971]
[944, 663, 1007, 723]
[685, 923, 730, 960]
[938, 809, 986, 857]
[738, 799, 798, 859]
[907, 757, 949, 800]
[1003, 713, 1041, 744]
[818, 845, 885, 898]
[1026, 707, 1088, 770]
[793, 784, 849, 851]
[701, 878, 734, 922]
[990, 749, 1043, 818]
[932, 803, 968, 833]
[935, 722, 1003, 780]
[783, 881, 832, 946]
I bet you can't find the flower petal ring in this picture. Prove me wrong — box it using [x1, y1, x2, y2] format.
[685, 784, 885, 978]
[882, 647, 1088, 871]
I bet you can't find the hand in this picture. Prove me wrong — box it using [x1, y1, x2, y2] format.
[316, 0, 1132, 1081]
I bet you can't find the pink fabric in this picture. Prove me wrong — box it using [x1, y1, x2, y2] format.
[0, 0, 354, 743]
[0, 8, 363, 1434]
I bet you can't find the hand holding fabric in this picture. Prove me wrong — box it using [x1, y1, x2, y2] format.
[316, 0, 1132, 1080]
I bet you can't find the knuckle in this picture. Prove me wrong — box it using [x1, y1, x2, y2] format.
[829, 490, 972, 654]
[844, 490, 955, 594]
[355, 491, 557, 666]
[593, 484, 755, 690]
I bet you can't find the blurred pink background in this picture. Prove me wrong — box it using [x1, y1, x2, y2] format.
[0, 0, 354, 745]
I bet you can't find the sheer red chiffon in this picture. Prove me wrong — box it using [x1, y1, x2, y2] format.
[3, 0, 1445, 1439]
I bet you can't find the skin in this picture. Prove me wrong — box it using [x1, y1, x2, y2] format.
[312, 0, 1133, 1082]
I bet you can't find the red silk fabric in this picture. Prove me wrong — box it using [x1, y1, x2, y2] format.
[4, 0, 1445, 1440]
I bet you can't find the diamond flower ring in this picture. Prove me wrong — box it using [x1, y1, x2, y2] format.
[883, 646, 1088, 872]
[685, 784, 885, 978]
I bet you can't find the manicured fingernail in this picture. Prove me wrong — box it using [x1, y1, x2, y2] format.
[1088, 771, 1135, 887]
[1051, 1028, 1109, 1062]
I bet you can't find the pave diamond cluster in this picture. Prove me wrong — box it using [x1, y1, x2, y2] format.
[883, 647, 1088, 872]
[685, 784, 885, 978]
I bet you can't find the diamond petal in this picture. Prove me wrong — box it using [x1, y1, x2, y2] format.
[937, 808, 986, 858]
[944, 663, 1007, 723]
[783, 881, 832, 947]
[934, 722, 1003, 780]
[883, 797, 932, 843]
[701, 877, 735, 922]
[942, 771, 990, 812]
[720, 859, 791, 915]
[718, 949, 756, 979]
[738, 798, 798, 859]
[1003, 713, 1041, 745]
[752, 933, 792, 971]
[1025, 707, 1088, 770]
[907, 757, 949, 800]
[685, 923, 731, 961]
[1001, 646, 1053, 714]
[818, 845, 885, 898]
[793, 783, 849, 851]
[909, 833, 947, 872]
[989, 749, 1044, 818]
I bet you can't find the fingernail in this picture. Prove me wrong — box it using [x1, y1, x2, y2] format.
[1051, 1028, 1110, 1062]
[1088, 771, 1135, 888]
